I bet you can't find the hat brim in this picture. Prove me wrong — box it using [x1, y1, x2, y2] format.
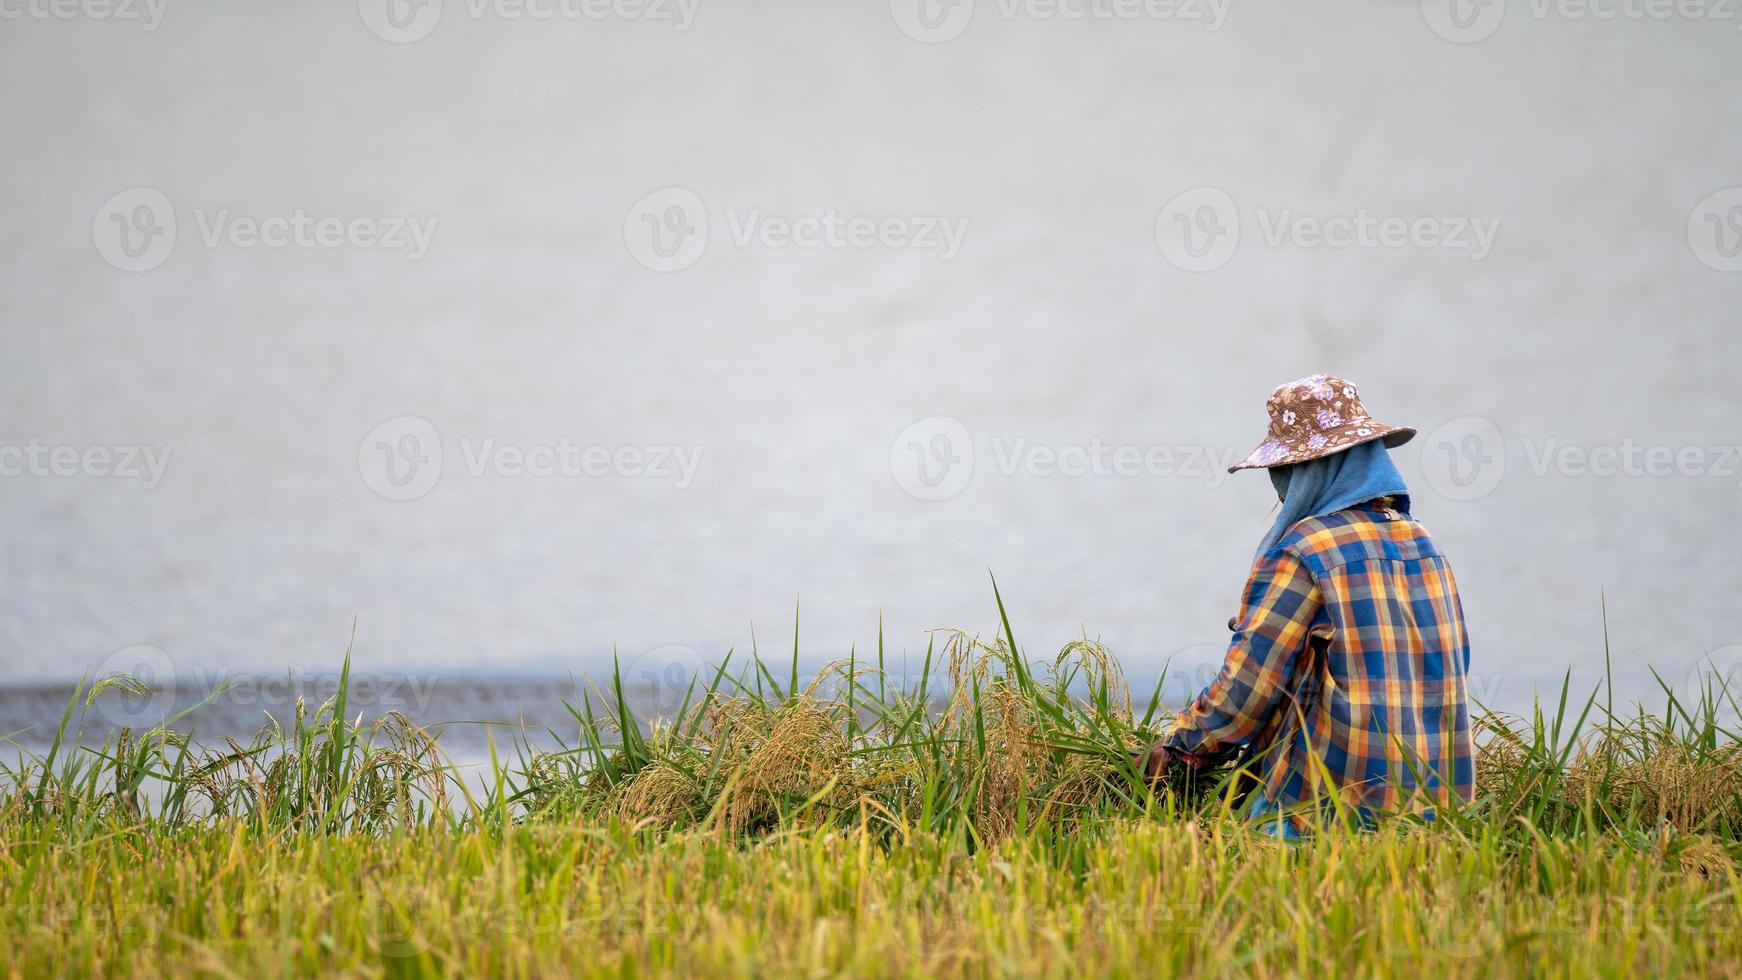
[1227, 424, 1416, 474]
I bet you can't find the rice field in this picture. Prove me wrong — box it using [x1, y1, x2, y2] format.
[5, 593, 1742, 978]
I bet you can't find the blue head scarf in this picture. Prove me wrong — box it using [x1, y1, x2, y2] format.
[1255, 440, 1409, 559]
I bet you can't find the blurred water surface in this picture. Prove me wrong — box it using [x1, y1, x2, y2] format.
[1, 1, 1738, 744]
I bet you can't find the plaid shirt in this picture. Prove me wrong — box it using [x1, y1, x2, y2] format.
[1163, 496, 1474, 815]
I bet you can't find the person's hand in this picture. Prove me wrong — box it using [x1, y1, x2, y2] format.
[1134, 740, 1173, 787]
[1130, 740, 1220, 786]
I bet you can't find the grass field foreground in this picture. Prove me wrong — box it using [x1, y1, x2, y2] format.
[5, 817, 1741, 977]
[4, 593, 1742, 977]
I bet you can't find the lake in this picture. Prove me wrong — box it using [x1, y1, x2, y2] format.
[1, 0, 1738, 751]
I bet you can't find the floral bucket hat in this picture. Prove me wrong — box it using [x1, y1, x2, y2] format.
[1228, 373, 1416, 473]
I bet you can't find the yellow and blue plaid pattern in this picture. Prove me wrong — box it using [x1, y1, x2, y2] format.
[1163, 496, 1474, 815]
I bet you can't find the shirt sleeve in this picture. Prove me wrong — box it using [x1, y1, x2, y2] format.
[1452, 575, 1472, 674]
[1163, 549, 1322, 757]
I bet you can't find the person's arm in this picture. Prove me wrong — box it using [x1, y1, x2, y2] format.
[1161, 549, 1322, 759]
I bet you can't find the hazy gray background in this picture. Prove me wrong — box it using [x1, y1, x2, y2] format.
[1, 0, 1738, 727]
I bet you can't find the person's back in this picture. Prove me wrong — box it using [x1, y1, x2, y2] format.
[1265, 497, 1473, 814]
[1142, 374, 1474, 834]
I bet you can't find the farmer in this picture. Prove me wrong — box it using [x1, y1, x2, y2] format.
[1139, 374, 1474, 838]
